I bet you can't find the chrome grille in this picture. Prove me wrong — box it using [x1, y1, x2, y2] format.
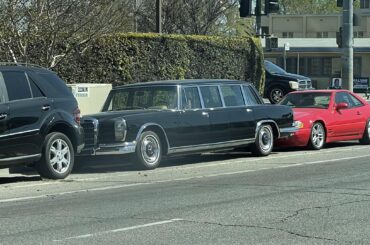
[81, 118, 98, 148]
[298, 80, 313, 90]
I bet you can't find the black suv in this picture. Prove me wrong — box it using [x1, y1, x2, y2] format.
[264, 60, 313, 103]
[0, 63, 84, 179]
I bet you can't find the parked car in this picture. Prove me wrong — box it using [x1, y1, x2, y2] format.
[81, 79, 297, 170]
[277, 90, 370, 149]
[0, 63, 84, 179]
[264, 60, 313, 104]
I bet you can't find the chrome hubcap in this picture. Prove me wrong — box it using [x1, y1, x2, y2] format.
[367, 121, 370, 138]
[312, 123, 325, 148]
[259, 126, 273, 152]
[49, 139, 71, 174]
[141, 135, 160, 165]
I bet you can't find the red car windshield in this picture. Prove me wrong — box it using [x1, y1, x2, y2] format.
[280, 92, 331, 109]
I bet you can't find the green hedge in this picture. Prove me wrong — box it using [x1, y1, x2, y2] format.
[54, 33, 265, 93]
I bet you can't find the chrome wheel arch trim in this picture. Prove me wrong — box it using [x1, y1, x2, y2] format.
[135, 123, 171, 151]
[255, 120, 280, 139]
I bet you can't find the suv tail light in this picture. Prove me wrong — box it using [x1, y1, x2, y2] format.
[73, 107, 81, 125]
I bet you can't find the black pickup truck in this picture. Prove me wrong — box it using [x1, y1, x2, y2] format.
[264, 60, 313, 103]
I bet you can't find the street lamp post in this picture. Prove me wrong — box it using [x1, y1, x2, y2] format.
[156, 0, 162, 34]
[342, 0, 354, 91]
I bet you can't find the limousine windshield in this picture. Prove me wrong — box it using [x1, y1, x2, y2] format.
[104, 86, 178, 111]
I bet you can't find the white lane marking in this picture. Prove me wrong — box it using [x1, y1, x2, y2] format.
[53, 219, 183, 242]
[2, 145, 368, 188]
[1, 154, 370, 204]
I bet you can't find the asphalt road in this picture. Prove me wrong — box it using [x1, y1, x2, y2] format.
[1, 142, 370, 244]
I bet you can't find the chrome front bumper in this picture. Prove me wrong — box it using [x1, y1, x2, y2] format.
[94, 142, 137, 155]
[279, 127, 298, 138]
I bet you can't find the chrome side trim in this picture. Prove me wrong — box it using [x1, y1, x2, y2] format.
[167, 138, 255, 154]
[0, 154, 41, 162]
[0, 129, 39, 139]
[255, 120, 280, 138]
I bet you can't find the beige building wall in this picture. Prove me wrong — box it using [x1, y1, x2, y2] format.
[264, 14, 370, 38]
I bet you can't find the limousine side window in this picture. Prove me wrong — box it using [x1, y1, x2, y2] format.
[221, 85, 245, 107]
[243, 85, 261, 105]
[200, 86, 222, 108]
[182, 87, 202, 110]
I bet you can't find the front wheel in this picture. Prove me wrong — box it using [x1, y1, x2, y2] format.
[36, 132, 74, 179]
[251, 125, 273, 156]
[359, 119, 370, 145]
[136, 131, 162, 170]
[268, 86, 286, 104]
[308, 122, 325, 150]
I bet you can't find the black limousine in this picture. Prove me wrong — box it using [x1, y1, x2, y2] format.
[81, 79, 297, 169]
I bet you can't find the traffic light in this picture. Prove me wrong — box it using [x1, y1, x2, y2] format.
[265, 0, 279, 14]
[239, 0, 252, 17]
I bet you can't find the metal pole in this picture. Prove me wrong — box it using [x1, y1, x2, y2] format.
[156, 0, 162, 34]
[342, 0, 353, 91]
[255, 0, 261, 35]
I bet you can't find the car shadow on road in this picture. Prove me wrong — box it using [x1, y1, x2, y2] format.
[72, 150, 257, 175]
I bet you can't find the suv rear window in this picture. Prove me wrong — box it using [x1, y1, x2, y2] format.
[33, 72, 73, 98]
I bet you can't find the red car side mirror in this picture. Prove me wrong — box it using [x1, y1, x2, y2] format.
[336, 102, 349, 110]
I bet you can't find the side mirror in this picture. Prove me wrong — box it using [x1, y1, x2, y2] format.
[336, 102, 348, 110]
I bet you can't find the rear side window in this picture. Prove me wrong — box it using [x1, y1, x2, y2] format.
[221, 85, 245, 107]
[182, 87, 202, 109]
[200, 86, 222, 108]
[33, 72, 73, 98]
[243, 86, 261, 105]
[29, 79, 44, 98]
[2, 71, 32, 101]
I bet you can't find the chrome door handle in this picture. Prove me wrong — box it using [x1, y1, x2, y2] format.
[246, 109, 253, 112]
[0, 113, 7, 120]
[42, 105, 51, 111]
[202, 112, 209, 117]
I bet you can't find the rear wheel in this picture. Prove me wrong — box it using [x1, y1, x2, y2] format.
[268, 86, 286, 104]
[359, 119, 370, 145]
[136, 131, 162, 169]
[251, 124, 273, 156]
[36, 132, 74, 179]
[308, 122, 325, 150]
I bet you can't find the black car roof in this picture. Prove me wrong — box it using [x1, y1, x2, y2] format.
[114, 79, 251, 89]
[0, 63, 53, 73]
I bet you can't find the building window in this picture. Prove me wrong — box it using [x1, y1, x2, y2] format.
[282, 32, 293, 38]
[316, 32, 329, 38]
[354, 57, 362, 77]
[354, 31, 364, 38]
[306, 57, 332, 76]
[361, 0, 370, 8]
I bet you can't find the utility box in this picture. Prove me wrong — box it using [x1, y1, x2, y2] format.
[67, 83, 112, 115]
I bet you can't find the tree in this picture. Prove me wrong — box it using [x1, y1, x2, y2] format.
[135, 0, 253, 36]
[0, 0, 134, 68]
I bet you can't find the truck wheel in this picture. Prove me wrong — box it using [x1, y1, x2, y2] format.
[36, 132, 74, 179]
[308, 122, 325, 150]
[251, 124, 273, 156]
[136, 131, 162, 169]
[359, 119, 370, 145]
[268, 86, 285, 104]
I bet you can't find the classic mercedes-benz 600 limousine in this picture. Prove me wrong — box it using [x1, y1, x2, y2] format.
[81, 79, 297, 169]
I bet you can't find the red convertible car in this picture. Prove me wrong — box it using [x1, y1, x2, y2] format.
[277, 90, 370, 149]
